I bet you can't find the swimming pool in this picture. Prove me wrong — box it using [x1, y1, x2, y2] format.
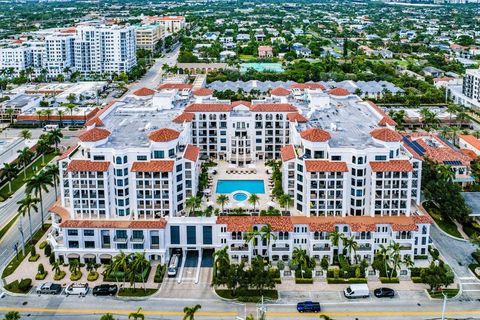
[233, 192, 248, 201]
[239, 63, 284, 73]
[216, 180, 265, 195]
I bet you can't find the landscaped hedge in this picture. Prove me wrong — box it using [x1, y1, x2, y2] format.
[295, 269, 312, 279]
[154, 265, 166, 283]
[379, 277, 399, 283]
[274, 278, 282, 284]
[5, 279, 32, 294]
[468, 264, 480, 280]
[215, 289, 278, 302]
[411, 276, 423, 283]
[104, 266, 151, 282]
[327, 278, 367, 284]
[295, 278, 313, 284]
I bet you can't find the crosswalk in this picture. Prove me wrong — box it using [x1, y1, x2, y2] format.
[459, 276, 480, 294]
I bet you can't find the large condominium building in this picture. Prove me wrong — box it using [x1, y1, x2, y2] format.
[463, 69, 480, 103]
[158, 16, 186, 34]
[0, 25, 137, 77]
[135, 24, 164, 51]
[48, 84, 431, 266]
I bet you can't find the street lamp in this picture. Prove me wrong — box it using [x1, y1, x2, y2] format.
[17, 216, 25, 256]
[441, 291, 447, 320]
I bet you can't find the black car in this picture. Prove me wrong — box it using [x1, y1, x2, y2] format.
[296, 301, 321, 313]
[374, 287, 395, 298]
[92, 284, 118, 296]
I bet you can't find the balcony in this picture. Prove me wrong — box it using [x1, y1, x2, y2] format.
[130, 236, 145, 243]
[313, 245, 331, 251]
[230, 245, 249, 252]
[272, 246, 290, 252]
[113, 236, 128, 243]
[358, 244, 372, 251]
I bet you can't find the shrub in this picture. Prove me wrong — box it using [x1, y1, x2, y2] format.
[295, 278, 313, 284]
[355, 267, 361, 278]
[154, 265, 166, 283]
[274, 278, 282, 284]
[44, 243, 51, 257]
[380, 277, 399, 283]
[49, 252, 55, 265]
[327, 278, 367, 284]
[31, 246, 36, 257]
[38, 263, 45, 275]
[53, 271, 66, 281]
[28, 254, 40, 262]
[18, 278, 32, 292]
[320, 256, 329, 270]
[429, 246, 440, 260]
[5, 279, 32, 294]
[35, 272, 47, 280]
[87, 271, 99, 281]
[70, 271, 82, 281]
[39, 241, 47, 249]
[276, 260, 285, 271]
[411, 276, 423, 283]
[295, 268, 312, 279]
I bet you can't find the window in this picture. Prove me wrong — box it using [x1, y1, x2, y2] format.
[170, 226, 180, 245]
[153, 150, 164, 159]
[67, 230, 78, 236]
[332, 155, 341, 161]
[83, 230, 94, 237]
[137, 155, 147, 161]
[84, 241, 95, 248]
[187, 226, 196, 245]
[68, 241, 79, 248]
[375, 155, 387, 161]
[93, 155, 105, 161]
[203, 226, 212, 245]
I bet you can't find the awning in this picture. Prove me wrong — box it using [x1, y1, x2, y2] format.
[83, 254, 96, 259]
[99, 254, 112, 259]
[67, 253, 80, 259]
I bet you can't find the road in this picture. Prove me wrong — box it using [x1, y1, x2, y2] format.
[128, 45, 180, 93]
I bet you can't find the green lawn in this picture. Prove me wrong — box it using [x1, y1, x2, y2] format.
[426, 206, 463, 239]
[0, 152, 57, 201]
[2, 224, 51, 278]
[239, 54, 255, 61]
[427, 289, 459, 299]
[117, 288, 158, 297]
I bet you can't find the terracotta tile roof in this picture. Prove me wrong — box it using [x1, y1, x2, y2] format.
[84, 117, 104, 127]
[158, 83, 193, 90]
[378, 116, 397, 126]
[232, 100, 252, 108]
[300, 128, 331, 142]
[370, 160, 413, 172]
[459, 135, 480, 151]
[193, 88, 213, 96]
[58, 144, 79, 160]
[131, 160, 174, 172]
[402, 142, 423, 160]
[412, 214, 433, 224]
[290, 83, 326, 91]
[460, 148, 477, 161]
[79, 128, 111, 142]
[391, 223, 418, 231]
[287, 112, 308, 123]
[67, 160, 110, 172]
[250, 103, 297, 112]
[49, 201, 70, 221]
[184, 103, 232, 112]
[350, 223, 376, 232]
[184, 144, 200, 162]
[305, 160, 348, 172]
[329, 87, 350, 96]
[61, 219, 166, 229]
[370, 128, 402, 142]
[159, 16, 185, 21]
[148, 128, 180, 142]
[366, 101, 397, 126]
[280, 145, 296, 162]
[132, 87, 156, 96]
[216, 216, 293, 232]
[271, 87, 290, 96]
[173, 112, 194, 123]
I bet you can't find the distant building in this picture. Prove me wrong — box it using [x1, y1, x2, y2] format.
[258, 45, 273, 58]
[135, 24, 164, 51]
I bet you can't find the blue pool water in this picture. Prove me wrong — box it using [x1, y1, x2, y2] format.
[239, 63, 284, 73]
[233, 192, 248, 201]
[216, 180, 265, 194]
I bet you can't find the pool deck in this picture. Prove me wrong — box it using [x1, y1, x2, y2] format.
[202, 160, 279, 212]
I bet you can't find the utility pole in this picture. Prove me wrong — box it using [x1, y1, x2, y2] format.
[441, 291, 447, 320]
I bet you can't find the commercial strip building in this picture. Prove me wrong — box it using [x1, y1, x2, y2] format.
[47, 83, 432, 266]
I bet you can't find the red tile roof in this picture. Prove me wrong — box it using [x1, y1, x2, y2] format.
[148, 128, 180, 142]
[300, 128, 331, 142]
[370, 128, 402, 142]
[329, 87, 350, 96]
[58, 144, 79, 160]
[131, 160, 174, 172]
[287, 112, 308, 123]
[193, 88, 213, 96]
[158, 83, 193, 90]
[49, 201, 70, 221]
[184, 144, 200, 162]
[459, 135, 480, 151]
[79, 128, 111, 142]
[271, 87, 290, 96]
[250, 103, 297, 112]
[366, 101, 397, 126]
[216, 216, 293, 232]
[460, 148, 477, 161]
[173, 112, 194, 123]
[305, 160, 348, 172]
[61, 219, 166, 229]
[232, 100, 252, 108]
[132, 87, 156, 96]
[184, 103, 232, 112]
[84, 117, 104, 127]
[370, 160, 413, 172]
[67, 160, 110, 172]
[280, 145, 296, 162]
[290, 83, 326, 91]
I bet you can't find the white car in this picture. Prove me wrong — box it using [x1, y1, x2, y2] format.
[65, 283, 89, 296]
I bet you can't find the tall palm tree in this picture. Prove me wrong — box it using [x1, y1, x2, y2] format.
[216, 194, 229, 213]
[113, 251, 131, 287]
[185, 196, 201, 216]
[128, 308, 144, 320]
[36, 109, 44, 127]
[47, 129, 63, 151]
[244, 227, 260, 246]
[44, 109, 53, 124]
[132, 252, 150, 292]
[449, 126, 461, 145]
[19, 129, 31, 140]
[17, 193, 39, 242]
[248, 193, 260, 212]
[436, 163, 455, 182]
[446, 104, 458, 125]
[439, 126, 450, 139]
[260, 224, 277, 250]
[183, 304, 201, 320]
[5, 108, 15, 125]
[69, 259, 80, 276]
[52, 260, 62, 276]
[17, 147, 34, 179]
[65, 103, 76, 126]
[1, 163, 19, 193]
[35, 137, 50, 164]
[292, 247, 310, 278]
[44, 163, 59, 198]
[375, 244, 390, 279]
[343, 236, 359, 263]
[26, 171, 53, 228]
[57, 109, 64, 128]
[278, 193, 292, 215]
[329, 229, 344, 249]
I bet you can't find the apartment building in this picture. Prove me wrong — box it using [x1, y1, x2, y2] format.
[48, 84, 431, 266]
[158, 16, 186, 34]
[135, 24, 164, 51]
[463, 68, 480, 102]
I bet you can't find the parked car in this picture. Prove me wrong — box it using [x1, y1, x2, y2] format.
[296, 301, 321, 313]
[374, 287, 395, 298]
[36, 283, 62, 295]
[343, 284, 370, 299]
[92, 284, 118, 296]
[65, 283, 89, 296]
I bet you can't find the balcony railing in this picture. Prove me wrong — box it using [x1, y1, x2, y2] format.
[113, 236, 128, 243]
[313, 245, 331, 251]
[358, 244, 372, 251]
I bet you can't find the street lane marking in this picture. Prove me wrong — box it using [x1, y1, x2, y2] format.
[0, 307, 237, 317]
[267, 310, 480, 317]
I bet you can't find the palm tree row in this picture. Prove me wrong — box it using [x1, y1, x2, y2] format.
[104, 251, 151, 292]
[329, 230, 359, 262]
[373, 242, 413, 280]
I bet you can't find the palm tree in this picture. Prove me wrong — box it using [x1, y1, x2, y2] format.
[99, 314, 115, 320]
[292, 247, 310, 278]
[446, 104, 458, 125]
[260, 224, 277, 250]
[402, 254, 414, 269]
[439, 126, 450, 139]
[47, 129, 63, 151]
[69, 259, 80, 276]
[449, 126, 460, 145]
[216, 194, 229, 213]
[19, 129, 31, 140]
[278, 193, 292, 215]
[35, 137, 50, 164]
[52, 260, 62, 276]
[132, 252, 150, 292]
[213, 246, 230, 280]
[375, 244, 390, 279]
[128, 308, 144, 320]
[44, 109, 53, 124]
[5, 108, 15, 125]
[65, 103, 76, 126]
[113, 251, 131, 287]
[17, 147, 34, 179]
[26, 171, 53, 228]
[343, 236, 359, 263]
[36, 109, 44, 127]
[244, 228, 260, 246]
[436, 163, 455, 182]
[185, 196, 201, 216]
[17, 193, 39, 242]
[44, 163, 59, 198]
[248, 193, 260, 212]
[1, 163, 19, 193]
[56, 109, 64, 128]
[183, 304, 201, 320]
[329, 229, 344, 249]
[3, 311, 21, 320]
